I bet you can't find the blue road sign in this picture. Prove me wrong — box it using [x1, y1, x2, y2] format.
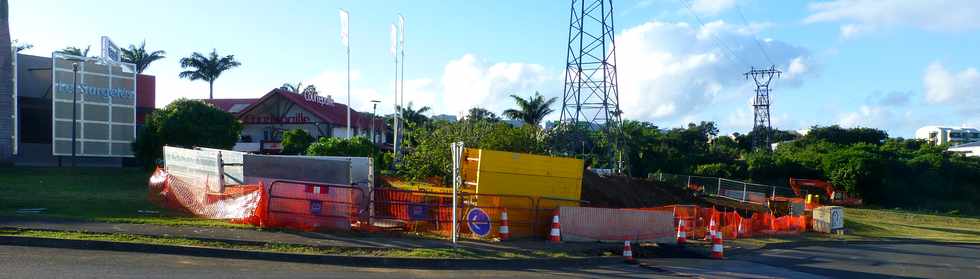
[310, 200, 322, 215]
[466, 208, 492, 237]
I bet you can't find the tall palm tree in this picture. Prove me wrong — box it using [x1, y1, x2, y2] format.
[120, 41, 166, 74]
[59, 45, 90, 57]
[397, 102, 431, 127]
[1, 0, 12, 160]
[503, 91, 557, 127]
[178, 49, 241, 99]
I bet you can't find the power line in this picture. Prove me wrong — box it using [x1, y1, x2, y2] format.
[733, 3, 775, 67]
[679, 0, 749, 68]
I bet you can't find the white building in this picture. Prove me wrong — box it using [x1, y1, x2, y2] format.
[205, 87, 387, 153]
[914, 126, 980, 145]
[431, 114, 458, 123]
[949, 141, 980, 157]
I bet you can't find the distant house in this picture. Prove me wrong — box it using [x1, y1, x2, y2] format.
[914, 126, 980, 145]
[949, 141, 980, 157]
[431, 114, 458, 123]
[203, 88, 387, 153]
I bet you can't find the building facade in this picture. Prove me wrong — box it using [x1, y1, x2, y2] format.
[949, 141, 980, 157]
[3, 53, 155, 166]
[914, 126, 980, 145]
[205, 87, 388, 153]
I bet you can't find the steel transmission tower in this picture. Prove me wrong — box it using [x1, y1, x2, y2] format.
[744, 66, 781, 151]
[560, 0, 625, 171]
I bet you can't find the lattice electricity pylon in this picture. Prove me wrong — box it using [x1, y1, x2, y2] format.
[559, 0, 626, 171]
[744, 65, 781, 151]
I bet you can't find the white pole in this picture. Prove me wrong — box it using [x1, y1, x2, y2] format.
[346, 46, 351, 139]
[451, 142, 460, 245]
[397, 15, 406, 158]
[392, 46, 399, 154]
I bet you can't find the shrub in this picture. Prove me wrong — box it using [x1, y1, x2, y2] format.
[132, 99, 242, 169]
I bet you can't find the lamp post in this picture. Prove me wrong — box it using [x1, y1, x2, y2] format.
[69, 60, 82, 167]
[370, 100, 380, 143]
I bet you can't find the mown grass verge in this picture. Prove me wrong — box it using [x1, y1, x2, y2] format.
[0, 228, 578, 259]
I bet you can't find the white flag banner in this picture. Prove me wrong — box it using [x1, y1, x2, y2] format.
[398, 14, 406, 47]
[339, 9, 350, 49]
[390, 24, 397, 56]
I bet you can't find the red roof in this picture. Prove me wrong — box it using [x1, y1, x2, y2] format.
[203, 98, 258, 114]
[216, 88, 384, 129]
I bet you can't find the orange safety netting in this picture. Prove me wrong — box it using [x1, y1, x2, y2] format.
[640, 205, 808, 240]
[148, 168, 268, 226]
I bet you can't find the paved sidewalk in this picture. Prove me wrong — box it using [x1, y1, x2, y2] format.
[0, 215, 617, 255]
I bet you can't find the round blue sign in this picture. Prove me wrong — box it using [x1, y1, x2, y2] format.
[466, 208, 492, 237]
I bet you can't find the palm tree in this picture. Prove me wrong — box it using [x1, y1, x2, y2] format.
[281, 82, 303, 93]
[0, 0, 11, 160]
[397, 102, 431, 127]
[502, 91, 557, 127]
[178, 49, 241, 99]
[58, 45, 90, 57]
[120, 41, 166, 73]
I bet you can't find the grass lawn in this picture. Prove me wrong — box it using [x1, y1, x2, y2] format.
[0, 229, 577, 259]
[845, 208, 980, 243]
[0, 167, 246, 228]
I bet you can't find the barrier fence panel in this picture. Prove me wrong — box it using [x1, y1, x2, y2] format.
[535, 197, 587, 238]
[558, 207, 675, 243]
[266, 180, 365, 232]
[367, 189, 538, 239]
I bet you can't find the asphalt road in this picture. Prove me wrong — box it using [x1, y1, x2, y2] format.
[2, 243, 977, 278]
[0, 245, 669, 279]
[734, 243, 980, 279]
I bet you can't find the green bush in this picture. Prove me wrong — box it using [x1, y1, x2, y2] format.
[132, 99, 242, 169]
[281, 129, 315, 155]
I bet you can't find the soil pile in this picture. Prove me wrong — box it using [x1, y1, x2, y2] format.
[580, 171, 696, 208]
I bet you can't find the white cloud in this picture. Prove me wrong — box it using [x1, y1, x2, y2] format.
[805, 0, 980, 38]
[440, 54, 553, 116]
[615, 20, 813, 125]
[923, 62, 980, 104]
[691, 0, 736, 16]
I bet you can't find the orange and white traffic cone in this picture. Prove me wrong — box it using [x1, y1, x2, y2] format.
[736, 217, 744, 239]
[705, 218, 717, 240]
[549, 209, 561, 243]
[711, 232, 724, 259]
[676, 219, 687, 245]
[499, 208, 511, 241]
[623, 240, 636, 263]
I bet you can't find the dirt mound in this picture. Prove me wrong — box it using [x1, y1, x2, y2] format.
[580, 171, 697, 208]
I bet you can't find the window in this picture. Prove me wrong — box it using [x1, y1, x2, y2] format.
[929, 132, 937, 139]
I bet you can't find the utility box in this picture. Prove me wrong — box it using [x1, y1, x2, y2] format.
[812, 206, 844, 233]
[460, 148, 584, 201]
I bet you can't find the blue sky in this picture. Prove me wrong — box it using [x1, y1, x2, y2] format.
[10, 0, 980, 137]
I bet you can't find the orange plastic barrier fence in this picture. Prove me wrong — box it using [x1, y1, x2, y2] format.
[148, 168, 267, 226]
[368, 188, 539, 239]
[265, 180, 364, 231]
[640, 205, 808, 240]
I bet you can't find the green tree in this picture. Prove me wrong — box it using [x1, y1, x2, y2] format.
[465, 107, 500, 123]
[120, 40, 166, 73]
[306, 136, 378, 157]
[280, 129, 315, 155]
[281, 82, 303, 93]
[179, 49, 242, 99]
[132, 99, 242, 168]
[397, 102, 431, 128]
[58, 45, 90, 57]
[502, 92, 557, 127]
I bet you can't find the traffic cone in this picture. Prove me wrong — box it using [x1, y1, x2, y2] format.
[499, 208, 511, 241]
[676, 219, 687, 245]
[711, 232, 724, 260]
[705, 218, 717, 240]
[736, 217, 744, 239]
[623, 240, 636, 263]
[548, 209, 561, 243]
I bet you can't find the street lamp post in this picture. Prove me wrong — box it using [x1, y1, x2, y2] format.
[370, 100, 380, 143]
[70, 62, 80, 167]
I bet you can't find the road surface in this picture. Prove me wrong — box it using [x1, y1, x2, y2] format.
[1, 242, 977, 278]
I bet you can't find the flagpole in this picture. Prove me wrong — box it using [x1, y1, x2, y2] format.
[341, 9, 351, 139]
[346, 44, 351, 139]
[398, 15, 406, 158]
[392, 24, 400, 157]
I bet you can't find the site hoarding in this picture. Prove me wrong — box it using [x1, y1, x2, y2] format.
[51, 53, 137, 157]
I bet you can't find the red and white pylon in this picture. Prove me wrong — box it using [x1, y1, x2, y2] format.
[623, 240, 636, 263]
[499, 208, 511, 241]
[705, 218, 717, 240]
[676, 219, 687, 245]
[711, 232, 725, 260]
[549, 209, 561, 243]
